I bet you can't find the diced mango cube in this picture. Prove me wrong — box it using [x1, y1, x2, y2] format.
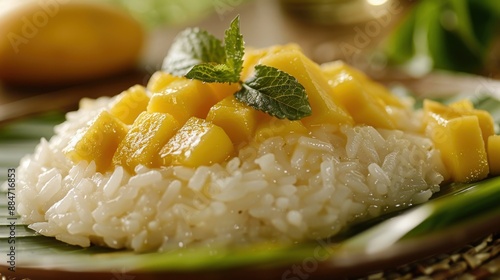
[424, 99, 495, 147]
[109, 85, 150, 125]
[241, 48, 267, 80]
[254, 118, 308, 142]
[321, 61, 404, 108]
[258, 48, 353, 127]
[159, 117, 233, 167]
[113, 112, 180, 172]
[147, 71, 180, 93]
[241, 44, 301, 80]
[466, 110, 494, 144]
[320, 61, 413, 129]
[206, 96, 259, 146]
[208, 82, 241, 101]
[488, 135, 500, 175]
[425, 112, 489, 183]
[64, 111, 127, 173]
[147, 79, 218, 124]
[450, 99, 474, 110]
[322, 69, 395, 129]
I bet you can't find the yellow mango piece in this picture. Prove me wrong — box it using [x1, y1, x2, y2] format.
[241, 48, 267, 80]
[254, 118, 308, 142]
[423, 100, 462, 121]
[147, 71, 180, 93]
[425, 113, 489, 183]
[159, 117, 233, 167]
[321, 61, 404, 108]
[258, 48, 353, 127]
[109, 85, 149, 125]
[424, 99, 495, 147]
[206, 96, 259, 146]
[487, 135, 500, 175]
[468, 110, 495, 143]
[450, 99, 474, 110]
[64, 111, 127, 173]
[321, 61, 410, 129]
[208, 82, 241, 101]
[322, 68, 395, 129]
[113, 112, 179, 172]
[147, 79, 218, 124]
[241, 44, 301, 80]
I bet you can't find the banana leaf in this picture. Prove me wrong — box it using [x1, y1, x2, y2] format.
[1, 78, 500, 279]
[385, 0, 500, 74]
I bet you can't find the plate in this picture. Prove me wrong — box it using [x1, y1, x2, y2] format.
[1, 73, 500, 280]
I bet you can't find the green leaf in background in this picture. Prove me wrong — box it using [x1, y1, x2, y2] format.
[385, 0, 500, 74]
[425, 1, 481, 72]
[476, 0, 500, 17]
[162, 28, 225, 76]
[384, 6, 417, 65]
[235, 65, 312, 120]
[449, 0, 483, 55]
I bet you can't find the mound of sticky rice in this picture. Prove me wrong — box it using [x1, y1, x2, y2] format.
[17, 93, 446, 252]
[15, 39, 447, 252]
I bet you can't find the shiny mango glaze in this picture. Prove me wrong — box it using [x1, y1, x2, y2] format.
[64, 111, 127, 173]
[321, 61, 405, 130]
[159, 117, 234, 168]
[112, 112, 180, 173]
[63, 45, 500, 183]
[206, 95, 262, 146]
[422, 100, 495, 182]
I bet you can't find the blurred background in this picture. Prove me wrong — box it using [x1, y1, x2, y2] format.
[0, 0, 499, 122]
[111, 0, 500, 77]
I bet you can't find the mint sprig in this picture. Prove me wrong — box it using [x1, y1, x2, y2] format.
[162, 15, 312, 120]
[235, 65, 311, 120]
[223, 15, 244, 78]
[184, 16, 243, 83]
[163, 16, 242, 83]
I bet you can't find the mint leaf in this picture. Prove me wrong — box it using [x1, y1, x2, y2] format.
[185, 63, 238, 83]
[164, 16, 244, 83]
[185, 16, 243, 83]
[162, 28, 225, 76]
[162, 15, 312, 120]
[224, 15, 244, 79]
[235, 65, 311, 120]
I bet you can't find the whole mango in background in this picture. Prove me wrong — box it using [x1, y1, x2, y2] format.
[0, 0, 145, 86]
